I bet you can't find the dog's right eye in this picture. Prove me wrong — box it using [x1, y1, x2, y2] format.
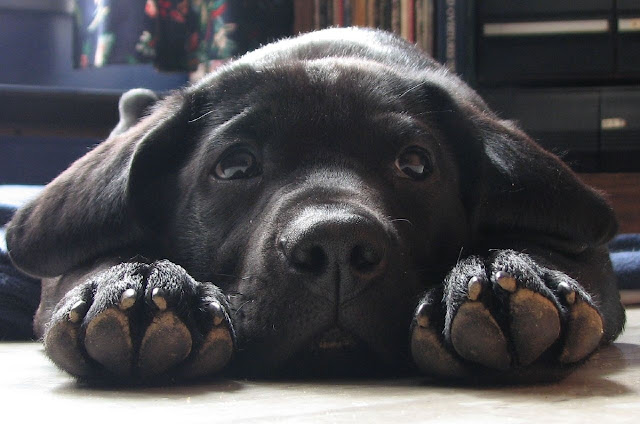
[213, 148, 261, 180]
[395, 146, 433, 181]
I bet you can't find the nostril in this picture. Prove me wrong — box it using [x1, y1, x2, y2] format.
[291, 244, 327, 274]
[280, 210, 389, 281]
[350, 244, 383, 274]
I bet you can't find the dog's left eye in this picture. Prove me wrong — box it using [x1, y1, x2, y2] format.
[395, 146, 433, 180]
[213, 148, 261, 180]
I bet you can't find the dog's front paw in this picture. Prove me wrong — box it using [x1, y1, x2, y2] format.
[410, 250, 604, 379]
[43, 260, 233, 381]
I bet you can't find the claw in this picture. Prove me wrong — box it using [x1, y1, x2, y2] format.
[467, 276, 484, 301]
[119, 288, 137, 310]
[415, 303, 430, 328]
[151, 287, 167, 311]
[557, 282, 576, 305]
[68, 300, 88, 323]
[494, 271, 517, 293]
[207, 301, 225, 326]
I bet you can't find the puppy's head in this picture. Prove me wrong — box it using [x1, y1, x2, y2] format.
[167, 58, 472, 375]
[6, 28, 617, 376]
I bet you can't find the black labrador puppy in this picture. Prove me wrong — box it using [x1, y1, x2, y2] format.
[6, 28, 625, 381]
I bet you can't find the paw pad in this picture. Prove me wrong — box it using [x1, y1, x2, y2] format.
[411, 252, 605, 378]
[43, 261, 234, 380]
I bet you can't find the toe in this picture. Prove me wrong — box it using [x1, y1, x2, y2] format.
[138, 311, 192, 377]
[443, 258, 511, 371]
[43, 285, 96, 377]
[84, 308, 133, 377]
[559, 300, 604, 363]
[182, 302, 233, 378]
[411, 304, 467, 378]
[44, 320, 94, 377]
[508, 288, 561, 365]
[81, 267, 145, 377]
[489, 254, 564, 366]
[450, 301, 511, 370]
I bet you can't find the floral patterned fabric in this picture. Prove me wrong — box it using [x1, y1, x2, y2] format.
[74, 0, 292, 72]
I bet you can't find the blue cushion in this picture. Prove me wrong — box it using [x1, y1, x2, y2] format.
[609, 234, 640, 291]
[0, 185, 43, 226]
[0, 185, 44, 252]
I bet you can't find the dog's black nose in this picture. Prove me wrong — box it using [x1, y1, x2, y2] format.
[279, 206, 389, 302]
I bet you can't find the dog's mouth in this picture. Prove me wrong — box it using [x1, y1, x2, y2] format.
[307, 327, 360, 354]
[277, 326, 393, 378]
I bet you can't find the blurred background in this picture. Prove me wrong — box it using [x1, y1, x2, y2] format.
[1, 0, 639, 186]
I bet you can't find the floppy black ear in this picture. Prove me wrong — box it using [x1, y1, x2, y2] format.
[471, 115, 617, 252]
[6, 91, 191, 277]
[433, 84, 618, 253]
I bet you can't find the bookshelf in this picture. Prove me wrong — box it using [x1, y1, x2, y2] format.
[293, 1, 475, 84]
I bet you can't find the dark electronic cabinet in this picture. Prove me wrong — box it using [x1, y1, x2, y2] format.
[482, 87, 640, 172]
[601, 88, 640, 171]
[618, 0, 640, 75]
[477, 0, 640, 84]
[477, 1, 615, 84]
[481, 88, 601, 172]
[475, 1, 640, 172]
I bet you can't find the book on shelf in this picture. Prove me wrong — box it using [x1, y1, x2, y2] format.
[293, 0, 436, 57]
[434, 0, 475, 82]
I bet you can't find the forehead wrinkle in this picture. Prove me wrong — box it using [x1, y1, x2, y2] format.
[372, 112, 429, 136]
[191, 105, 265, 170]
[192, 61, 449, 159]
[255, 70, 398, 143]
[367, 111, 439, 151]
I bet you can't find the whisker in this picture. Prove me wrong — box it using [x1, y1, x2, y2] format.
[232, 300, 254, 315]
[398, 81, 426, 98]
[415, 109, 454, 116]
[210, 272, 241, 279]
[188, 109, 215, 123]
[389, 218, 414, 226]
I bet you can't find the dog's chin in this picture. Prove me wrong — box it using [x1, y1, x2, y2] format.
[275, 327, 405, 379]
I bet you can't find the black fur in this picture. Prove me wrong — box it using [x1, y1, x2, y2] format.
[6, 28, 625, 381]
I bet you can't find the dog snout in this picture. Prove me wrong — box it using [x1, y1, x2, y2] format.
[279, 206, 389, 302]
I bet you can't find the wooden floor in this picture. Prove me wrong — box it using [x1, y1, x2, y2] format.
[1, 308, 639, 423]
